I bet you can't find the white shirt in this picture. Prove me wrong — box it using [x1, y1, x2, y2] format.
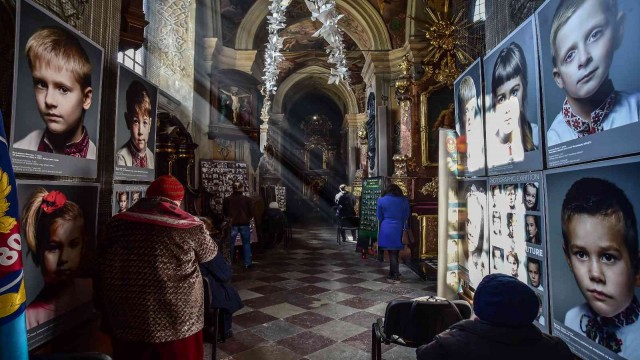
[565, 302, 640, 359]
[547, 92, 640, 147]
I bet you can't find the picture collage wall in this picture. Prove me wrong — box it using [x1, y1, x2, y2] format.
[451, 1, 640, 359]
[7, 0, 161, 348]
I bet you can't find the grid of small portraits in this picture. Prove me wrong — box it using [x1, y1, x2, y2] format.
[487, 173, 547, 332]
[200, 160, 250, 214]
[112, 184, 148, 216]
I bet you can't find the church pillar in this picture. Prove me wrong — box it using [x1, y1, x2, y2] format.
[345, 113, 366, 184]
[268, 113, 285, 176]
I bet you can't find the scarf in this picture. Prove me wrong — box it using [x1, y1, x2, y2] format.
[38, 127, 90, 158]
[582, 296, 640, 354]
[563, 91, 616, 137]
[114, 197, 202, 229]
[128, 140, 148, 168]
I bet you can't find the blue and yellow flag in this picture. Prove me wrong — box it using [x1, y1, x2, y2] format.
[0, 110, 28, 360]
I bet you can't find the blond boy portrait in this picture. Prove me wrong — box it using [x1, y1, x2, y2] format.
[14, 26, 96, 159]
[546, 0, 640, 146]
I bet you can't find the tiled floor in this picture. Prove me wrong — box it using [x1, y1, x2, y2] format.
[206, 223, 437, 359]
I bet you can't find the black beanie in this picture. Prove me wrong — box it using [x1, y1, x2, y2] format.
[473, 274, 538, 327]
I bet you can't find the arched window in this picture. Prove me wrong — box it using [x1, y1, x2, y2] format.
[473, 0, 486, 22]
[118, 0, 148, 75]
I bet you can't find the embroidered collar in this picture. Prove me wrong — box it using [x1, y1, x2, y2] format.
[38, 127, 90, 158]
[127, 140, 148, 168]
[563, 91, 617, 137]
[581, 296, 640, 353]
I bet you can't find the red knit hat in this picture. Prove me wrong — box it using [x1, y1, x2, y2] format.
[147, 175, 184, 201]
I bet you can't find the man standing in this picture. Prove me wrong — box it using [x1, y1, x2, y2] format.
[97, 175, 217, 360]
[336, 184, 357, 243]
[223, 182, 255, 269]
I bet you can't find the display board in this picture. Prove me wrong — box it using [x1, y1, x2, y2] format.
[10, 0, 104, 178]
[17, 180, 99, 349]
[200, 160, 249, 213]
[457, 178, 489, 290]
[488, 172, 548, 332]
[275, 185, 286, 211]
[546, 156, 640, 360]
[113, 64, 158, 181]
[358, 176, 383, 238]
[454, 58, 486, 177]
[112, 183, 148, 215]
[483, 15, 543, 175]
[537, 0, 640, 168]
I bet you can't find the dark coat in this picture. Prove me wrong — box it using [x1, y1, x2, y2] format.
[337, 191, 356, 218]
[199, 252, 244, 314]
[262, 208, 285, 234]
[416, 319, 573, 360]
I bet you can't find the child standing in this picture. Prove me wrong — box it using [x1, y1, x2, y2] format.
[547, 0, 639, 146]
[116, 80, 155, 168]
[14, 27, 96, 159]
[22, 188, 91, 329]
[561, 177, 639, 358]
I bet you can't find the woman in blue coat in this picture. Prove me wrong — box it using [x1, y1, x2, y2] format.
[376, 183, 410, 282]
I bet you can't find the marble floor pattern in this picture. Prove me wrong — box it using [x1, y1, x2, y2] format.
[205, 223, 437, 360]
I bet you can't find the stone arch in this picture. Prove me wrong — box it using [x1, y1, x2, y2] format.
[271, 65, 358, 115]
[235, 0, 391, 50]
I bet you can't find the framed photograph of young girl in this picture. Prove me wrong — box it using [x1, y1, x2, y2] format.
[483, 16, 543, 176]
[17, 180, 99, 349]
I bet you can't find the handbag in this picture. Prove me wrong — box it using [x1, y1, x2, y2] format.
[401, 228, 413, 245]
[399, 244, 412, 263]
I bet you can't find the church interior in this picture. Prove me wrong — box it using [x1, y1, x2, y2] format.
[2, 0, 639, 359]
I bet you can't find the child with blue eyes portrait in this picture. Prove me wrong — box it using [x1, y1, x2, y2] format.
[561, 177, 640, 358]
[13, 27, 95, 159]
[547, 0, 639, 146]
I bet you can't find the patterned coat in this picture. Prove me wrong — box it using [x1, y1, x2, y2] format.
[97, 217, 216, 342]
[376, 194, 410, 250]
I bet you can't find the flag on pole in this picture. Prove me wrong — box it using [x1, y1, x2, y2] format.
[0, 110, 28, 360]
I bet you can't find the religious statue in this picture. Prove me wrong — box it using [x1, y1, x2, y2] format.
[432, 103, 455, 131]
[258, 143, 280, 185]
[220, 86, 250, 124]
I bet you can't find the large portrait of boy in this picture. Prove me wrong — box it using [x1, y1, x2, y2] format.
[17, 180, 99, 349]
[537, 0, 640, 168]
[454, 59, 486, 177]
[10, 0, 103, 178]
[114, 64, 158, 181]
[546, 156, 640, 360]
[483, 16, 543, 176]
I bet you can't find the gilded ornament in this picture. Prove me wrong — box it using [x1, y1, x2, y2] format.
[419, 177, 438, 197]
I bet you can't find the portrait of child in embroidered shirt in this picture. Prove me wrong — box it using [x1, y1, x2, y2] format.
[116, 79, 155, 169]
[22, 187, 92, 329]
[544, 0, 639, 147]
[13, 26, 96, 159]
[561, 177, 639, 359]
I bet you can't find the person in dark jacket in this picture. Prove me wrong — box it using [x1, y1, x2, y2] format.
[262, 201, 286, 249]
[416, 274, 573, 360]
[199, 250, 243, 339]
[223, 182, 254, 268]
[336, 184, 358, 243]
